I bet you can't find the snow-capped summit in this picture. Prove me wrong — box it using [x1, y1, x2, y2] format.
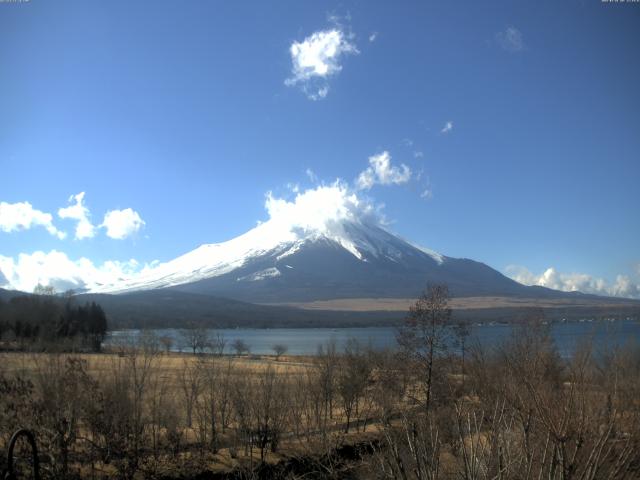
[94, 214, 443, 294]
[91, 183, 535, 302]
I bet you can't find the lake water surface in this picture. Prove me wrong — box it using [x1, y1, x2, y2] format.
[106, 319, 640, 357]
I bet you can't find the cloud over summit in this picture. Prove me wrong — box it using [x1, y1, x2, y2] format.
[264, 180, 381, 240]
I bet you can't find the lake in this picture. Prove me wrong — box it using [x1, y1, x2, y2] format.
[106, 319, 640, 357]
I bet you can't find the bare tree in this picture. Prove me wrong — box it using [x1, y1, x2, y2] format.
[249, 366, 291, 460]
[453, 320, 471, 388]
[81, 343, 159, 480]
[178, 359, 201, 428]
[145, 354, 170, 476]
[194, 355, 225, 453]
[316, 338, 339, 429]
[374, 412, 442, 480]
[211, 332, 227, 356]
[138, 329, 160, 354]
[336, 338, 372, 433]
[180, 325, 210, 355]
[217, 357, 234, 432]
[272, 343, 288, 361]
[159, 335, 173, 354]
[397, 284, 452, 413]
[31, 355, 86, 477]
[371, 348, 409, 425]
[230, 374, 252, 457]
[127, 340, 158, 477]
[232, 338, 250, 356]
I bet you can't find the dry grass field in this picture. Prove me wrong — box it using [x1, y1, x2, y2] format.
[1, 318, 640, 479]
[0, 350, 314, 375]
[268, 295, 640, 311]
[0, 347, 386, 478]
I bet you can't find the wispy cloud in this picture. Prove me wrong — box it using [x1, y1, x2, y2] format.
[58, 192, 96, 240]
[505, 265, 640, 300]
[356, 151, 412, 190]
[496, 26, 524, 53]
[0, 201, 66, 239]
[101, 208, 145, 240]
[368, 32, 378, 43]
[418, 172, 433, 200]
[420, 188, 433, 200]
[440, 121, 453, 134]
[285, 27, 358, 100]
[305, 168, 318, 183]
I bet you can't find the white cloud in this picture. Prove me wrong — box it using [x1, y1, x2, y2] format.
[610, 275, 640, 299]
[58, 192, 96, 240]
[505, 265, 640, 300]
[263, 181, 384, 259]
[305, 168, 319, 183]
[285, 28, 358, 100]
[413, 151, 424, 158]
[356, 151, 412, 190]
[420, 189, 433, 200]
[1, 194, 146, 242]
[0, 250, 146, 293]
[496, 26, 524, 52]
[0, 201, 66, 239]
[419, 173, 433, 200]
[101, 208, 145, 240]
[318, 86, 330, 99]
[400, 138, 414, 147]
[440, 121, 453, 134]
[265, 181, 377, 234]
[369, 32, 378, 42]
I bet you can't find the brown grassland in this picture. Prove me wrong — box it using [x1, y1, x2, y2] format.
[268, 296, 640, 312]
[1, 290, 640, 479]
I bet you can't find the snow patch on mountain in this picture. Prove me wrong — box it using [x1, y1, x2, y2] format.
[410, 242, 445, 265]
[237, 267, 281, 282]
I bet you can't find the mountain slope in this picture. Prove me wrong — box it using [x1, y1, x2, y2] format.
[93, 218, 573, 303]
[76, 290, 403, 329]
[2, 287, 637, 330]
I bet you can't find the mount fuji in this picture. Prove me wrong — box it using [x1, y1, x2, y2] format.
[51, 183, 633, 327]
[92, 213, 556, 303]
[3, 183, 637, 328]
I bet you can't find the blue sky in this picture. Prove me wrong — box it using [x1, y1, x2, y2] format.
[1, 0, 639, 297]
